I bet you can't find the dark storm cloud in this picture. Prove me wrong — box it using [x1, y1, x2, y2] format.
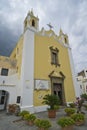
[0, 25, 19, 56]
[0, 12, 21, 56]
[0, 0, 23, 56]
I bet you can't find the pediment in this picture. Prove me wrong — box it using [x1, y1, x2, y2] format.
[49, 70, 65, 79]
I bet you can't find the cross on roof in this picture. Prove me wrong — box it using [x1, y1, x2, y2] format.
[47, 23, 53, 30]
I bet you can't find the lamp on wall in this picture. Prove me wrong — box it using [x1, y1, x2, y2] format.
[2, 80, 5, 84]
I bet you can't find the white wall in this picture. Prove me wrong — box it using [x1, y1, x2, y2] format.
[76, 76, 87, 95]
[76, 80, 83, 96]
[68, 47, 79, 97]
[83, 81, 87, 94]
[0, 74, 17, 85]
[0, 74, 20, 104]
[20, 27, 34, 112]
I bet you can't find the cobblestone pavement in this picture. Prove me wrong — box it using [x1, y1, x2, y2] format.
[0, 108, 87, 130]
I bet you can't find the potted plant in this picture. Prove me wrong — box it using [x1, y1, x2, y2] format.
[19, 110, 29, 119]
[7, 104, 18, 114]
[24, 113, 36, 126]
[15, 105, 20, 116]
[57, 117, 75, 130]
[76, 97, 84, 113]
[64, 108, 76, 116]
[69, 103, 76, 108]
[54, 105, 60, 112]
[71, 113, 85, 126]
[34, 118, 51, 130]
[81, 93, 87, 101]
[42, 94, 60, 118]
[24, 113, 30, 120]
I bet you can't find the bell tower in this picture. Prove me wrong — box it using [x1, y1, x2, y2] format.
[24, 9, 39, 32]
[21, 9, 39, 112]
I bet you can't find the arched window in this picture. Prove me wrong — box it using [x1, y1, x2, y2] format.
[49, 46, 60, 67]
[32, 20, 35, 27]
[65, 37, 67, 43]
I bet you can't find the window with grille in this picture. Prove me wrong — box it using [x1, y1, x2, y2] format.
[50, 46, 60, 66]
[1, 68, 8, 76]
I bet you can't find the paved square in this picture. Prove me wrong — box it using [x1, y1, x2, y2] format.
[0, 108, 87, 130]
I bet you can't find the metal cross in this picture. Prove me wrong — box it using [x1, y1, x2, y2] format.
[47, 23, 53, 30]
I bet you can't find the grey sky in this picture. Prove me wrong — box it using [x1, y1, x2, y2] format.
[0, 0, 87, 73]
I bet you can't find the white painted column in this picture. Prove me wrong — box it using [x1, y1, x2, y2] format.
[20, 28, 35, 112]
[68, 47, 79, 97]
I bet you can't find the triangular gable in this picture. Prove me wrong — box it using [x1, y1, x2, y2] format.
[49, 70, 65, 79]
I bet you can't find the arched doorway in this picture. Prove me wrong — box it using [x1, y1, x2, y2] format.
[49, 71, 66, 105]
[53, 83, 62, 101]
[0, 90, 9, 110]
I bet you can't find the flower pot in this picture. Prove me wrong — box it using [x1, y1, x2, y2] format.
[66, 113, 71, 116]
[27, 121, 34, 126]
[48, 110, 56, 118]
[38, 128, 45, 130]
[61, 125, 73, 130]
[75, 120, 84, 126]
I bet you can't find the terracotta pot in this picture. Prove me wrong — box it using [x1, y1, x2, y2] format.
[27, 121, 34, 126]
[75, 120, 84, 126]
[38, 128, 45, 130]
[48, 110, 56, 118]
[66, 113, 72, 116]
[61, 125, 73, 130]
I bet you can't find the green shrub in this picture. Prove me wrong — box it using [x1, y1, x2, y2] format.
[19, 110, 29, 118]
[71, 113, 85, 122]
[69, 103, 76, 108]
[24, 114, 36, 121]
[64, 108, 76, 116]
[81, 94, 87, 100]
[34, 118, 51, 129]
[24, 113, 30, 120]
[54, 105, 60, 110]
[57, 117, 75, 127]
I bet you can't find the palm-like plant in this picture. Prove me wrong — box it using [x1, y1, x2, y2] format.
[42, 94, 60, 110]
